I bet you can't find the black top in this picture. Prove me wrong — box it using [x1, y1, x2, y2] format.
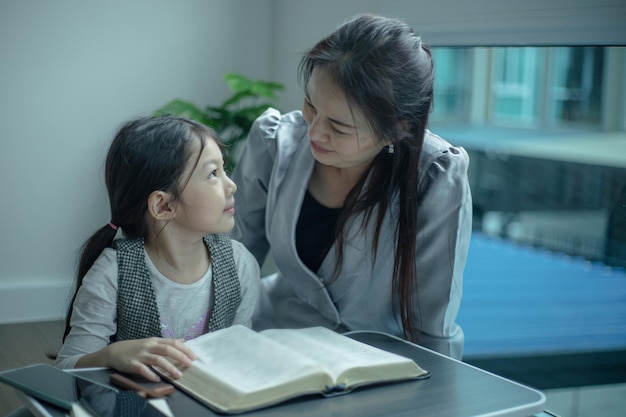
[296, 190, 342, 272]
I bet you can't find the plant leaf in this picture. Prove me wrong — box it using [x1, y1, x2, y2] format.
[154, 73, 285, 171]
[154, 99, 215, 127]
[224, 73, 284, 101]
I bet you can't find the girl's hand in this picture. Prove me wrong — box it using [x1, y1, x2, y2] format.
[104, 337, 197, 382]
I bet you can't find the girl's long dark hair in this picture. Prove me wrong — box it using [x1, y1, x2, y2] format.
[61, 115, 222, 342]
[298, 14, 434, 342]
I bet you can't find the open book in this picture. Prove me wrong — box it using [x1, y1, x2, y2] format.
[154, 325, 428, 414]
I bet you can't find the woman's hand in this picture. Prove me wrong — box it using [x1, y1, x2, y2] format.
[77, 337, 197, 382]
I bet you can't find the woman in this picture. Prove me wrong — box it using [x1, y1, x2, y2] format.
[231, 13, 471, 358]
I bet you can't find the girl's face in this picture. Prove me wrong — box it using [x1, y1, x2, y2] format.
[174, 137, 237, 236]
[302, 67, 385, 172]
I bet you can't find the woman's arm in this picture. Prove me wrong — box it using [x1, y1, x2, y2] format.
[230, 108, 281, 266]
[412, 140, 473, 359]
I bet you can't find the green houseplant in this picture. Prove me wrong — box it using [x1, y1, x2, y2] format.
[155, 73, 284, 172]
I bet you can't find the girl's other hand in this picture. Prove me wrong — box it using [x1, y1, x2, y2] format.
[105, 337, 197, 382]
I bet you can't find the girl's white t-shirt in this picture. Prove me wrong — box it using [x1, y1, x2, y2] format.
[55, 239, 260, 369]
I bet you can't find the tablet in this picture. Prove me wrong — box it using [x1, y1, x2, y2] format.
[0, 364, 165, 417]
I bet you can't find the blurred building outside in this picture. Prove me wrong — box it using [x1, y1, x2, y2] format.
[430, 46, 626, 268]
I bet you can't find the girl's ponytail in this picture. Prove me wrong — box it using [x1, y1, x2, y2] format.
[62, 224, 118, 341]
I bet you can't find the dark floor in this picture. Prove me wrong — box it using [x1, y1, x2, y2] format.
[459, 233, 626, 356]
[0, 320, 64, 416]
[458, 232, 626, 392]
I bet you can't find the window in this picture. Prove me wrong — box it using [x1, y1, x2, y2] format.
[491, 47, 541, 125]
[430, 45, 626, 265]
[548, 46, 605, 127]
[432, 46, 622, 130]
[431, 48, 471, 123]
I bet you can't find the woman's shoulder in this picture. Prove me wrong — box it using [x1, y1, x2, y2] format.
[421, 130, 469, 169]
[251, 108, 308, 144]
[416, 130, 470, 189]
[254, 107, 306, 128]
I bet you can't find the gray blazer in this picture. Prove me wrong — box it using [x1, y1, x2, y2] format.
[231, 108, 472, 359]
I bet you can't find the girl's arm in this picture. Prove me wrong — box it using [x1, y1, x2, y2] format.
[55, 248, 119, 369]
[55, 248, 196, 381]
[230, 240, 262, 328]
[75, 337, 195, 382]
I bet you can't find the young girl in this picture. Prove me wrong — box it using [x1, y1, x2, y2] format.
[55, 115, 260, 382]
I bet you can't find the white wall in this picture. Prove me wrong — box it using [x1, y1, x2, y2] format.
[270, 0, 384, 110]
[0, 0, 273, 323]
[387, 0, 626, 47]
[1, 0, 625, 324]
[272, 0, 626, 110]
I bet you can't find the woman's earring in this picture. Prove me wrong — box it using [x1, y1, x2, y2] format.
[387, 144, 395, 154]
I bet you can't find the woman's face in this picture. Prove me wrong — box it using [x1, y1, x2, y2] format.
[302, 67, 385, 171]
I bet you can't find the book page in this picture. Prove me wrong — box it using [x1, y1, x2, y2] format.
[171, 325, 334, 413]
[185, 325, 329, 393]
[70, 403, 93, 417]
[260, 327, 426, 389]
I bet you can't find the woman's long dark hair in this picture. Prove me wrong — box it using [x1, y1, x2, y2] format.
[61, 115, 223, 342]
[298, 14, 434, 342]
